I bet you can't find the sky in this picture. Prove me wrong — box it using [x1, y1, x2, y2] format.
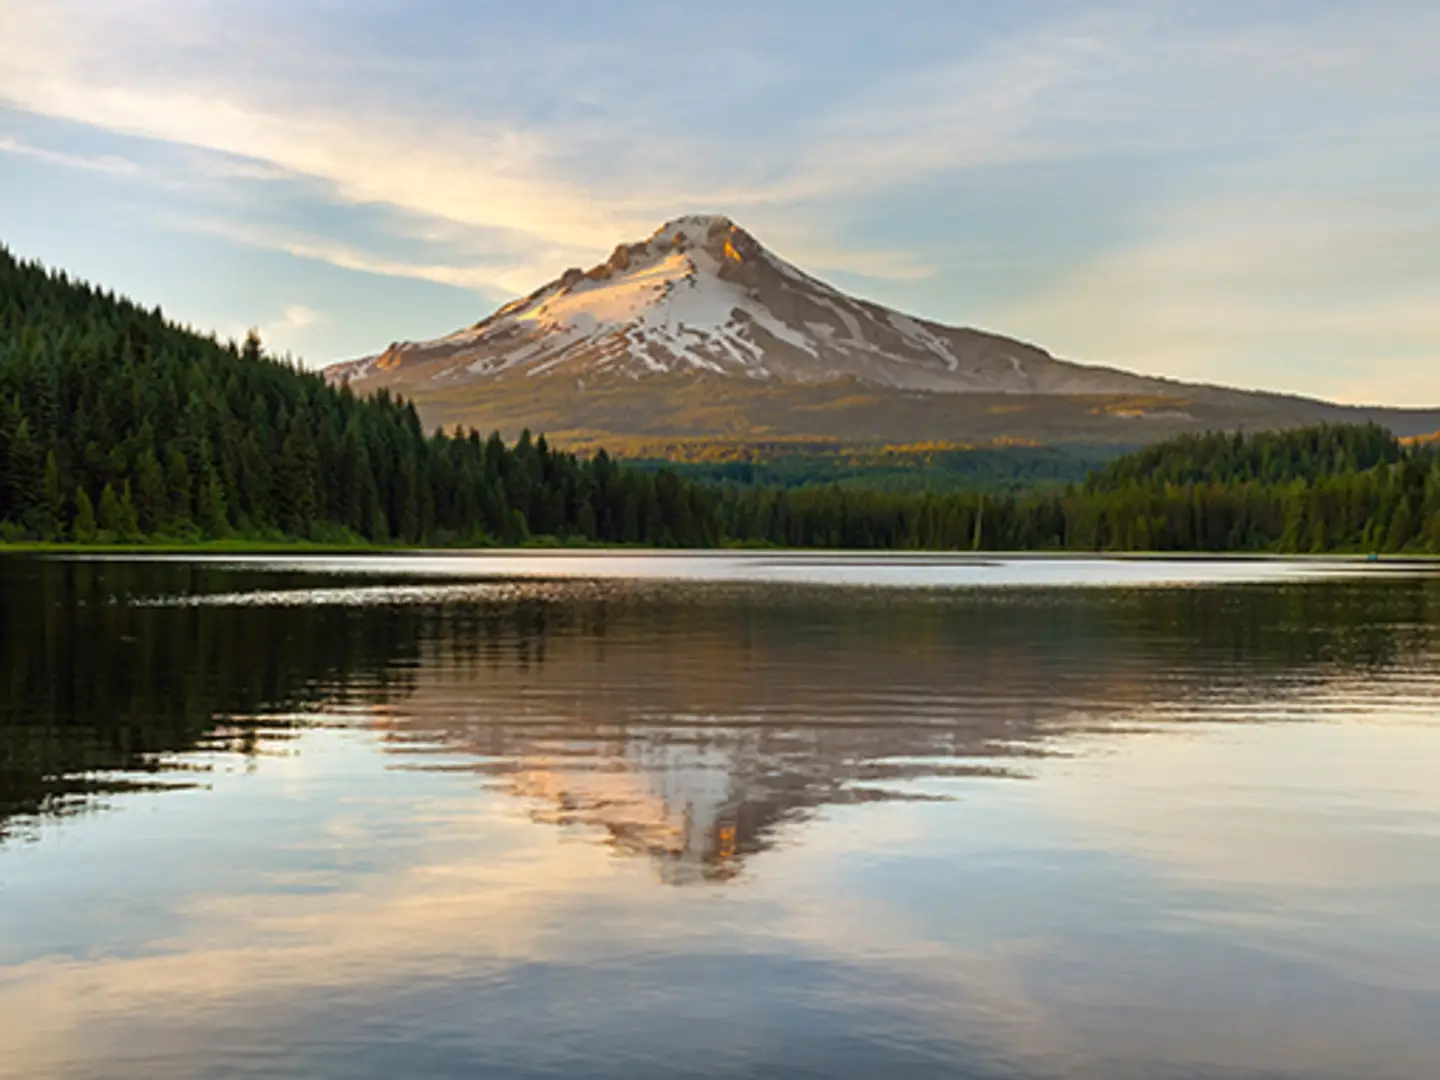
[1, 0, 1437, 405]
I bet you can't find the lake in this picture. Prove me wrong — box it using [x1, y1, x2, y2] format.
[2, 552, 1439, 1079]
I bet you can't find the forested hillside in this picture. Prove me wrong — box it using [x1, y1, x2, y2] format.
[1086, 425, 1404, 490]
[2, 246, 1438, 553]
[626, 442, 1127, 494]
[0, 246, 718, 546]
[712, 426, 1440, 552]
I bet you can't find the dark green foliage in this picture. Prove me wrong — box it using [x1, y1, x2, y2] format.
[72, 487, 96, 542]
[702, 426, 1439, 554]
[0, 247, 716, 546]
[2, 245, 1438, 554]
[1085, 424, 1403, 492]
[630, 443, 1128, 493]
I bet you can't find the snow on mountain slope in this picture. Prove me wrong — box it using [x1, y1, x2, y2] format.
[327, 215, 1164, 397]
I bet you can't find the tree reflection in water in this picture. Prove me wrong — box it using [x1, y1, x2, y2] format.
[3, 556, 1437, 884]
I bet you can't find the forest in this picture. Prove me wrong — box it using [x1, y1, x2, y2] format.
[2, 245, 1439, 553]
[624, 441, 1126, 494]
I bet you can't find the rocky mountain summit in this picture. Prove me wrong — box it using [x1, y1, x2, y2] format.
[326, 216, 1440, 447]
[327, 215, 1161, 395]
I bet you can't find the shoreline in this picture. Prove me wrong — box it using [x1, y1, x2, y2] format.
[4, 542, 1439, 565]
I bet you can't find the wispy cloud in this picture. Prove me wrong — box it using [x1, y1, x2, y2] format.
[0, 3, 1148, 273]
[997, 190, 1440, 404]
[4, 4, 1436, 240]
[272, 304, 319, 332]
[0, 2, 1437, 398]
[0, 134, 138, 175]
[190, 218, 525, 295]
[0, 15, 620, 257]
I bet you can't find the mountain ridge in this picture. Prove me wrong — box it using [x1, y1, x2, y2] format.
[326, 214, 1176, 395]
[326, 215, 1440, 445]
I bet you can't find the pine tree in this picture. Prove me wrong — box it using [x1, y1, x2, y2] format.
[166, 449, 193, 528]
[41, 450, 64, 539]
[198, 467, 229, 538]
[133, 448, 166, 534]
[1385, 501, 1415, 552]
[97, 483, 123, 538]
[120, 481, 141, 538]
[274, 426, 320, 536]
[4, 415, 42, 527]
[73, 487, 97, 542]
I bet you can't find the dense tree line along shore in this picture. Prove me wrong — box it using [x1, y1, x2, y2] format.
[2, 246, 1439, 553]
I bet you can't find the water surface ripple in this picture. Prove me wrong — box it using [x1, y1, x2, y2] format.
[1, 554, 1438, 1079]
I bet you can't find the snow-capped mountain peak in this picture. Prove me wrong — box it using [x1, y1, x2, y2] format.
[328, 215, 1159, 397]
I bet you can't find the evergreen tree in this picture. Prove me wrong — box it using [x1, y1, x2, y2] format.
[166, 449, 193, 528]
[41, 449, 63, 538]
[73, 487, 97, 542]
[3, 415, 41, 526]
[198, 467, 228, 538]
[97, 483, 123, 538]
[133, 448, 166, 534]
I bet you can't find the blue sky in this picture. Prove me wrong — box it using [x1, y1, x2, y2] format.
[1, 0, 1437, 404]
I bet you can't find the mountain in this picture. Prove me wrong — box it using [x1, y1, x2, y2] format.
[6, 241, 1437, 553]
[327, 215, 1440, 447]
[329, 215, 1158, 395]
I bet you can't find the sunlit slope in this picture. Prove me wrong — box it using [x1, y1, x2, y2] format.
[328, 215, 1440, 447]
[395, 370, 1440, 450]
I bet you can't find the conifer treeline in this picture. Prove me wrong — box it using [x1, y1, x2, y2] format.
[2, 246, 1439, 553]
[0, 247, 722, 545]
[714, 428, 1440, 552]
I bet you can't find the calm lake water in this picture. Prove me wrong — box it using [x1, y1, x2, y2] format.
[2, 553, 1439, 1079]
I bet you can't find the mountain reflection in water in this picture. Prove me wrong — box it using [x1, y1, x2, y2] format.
[5, 558, 1436, 876]
[2, 556, 1439, 1079]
